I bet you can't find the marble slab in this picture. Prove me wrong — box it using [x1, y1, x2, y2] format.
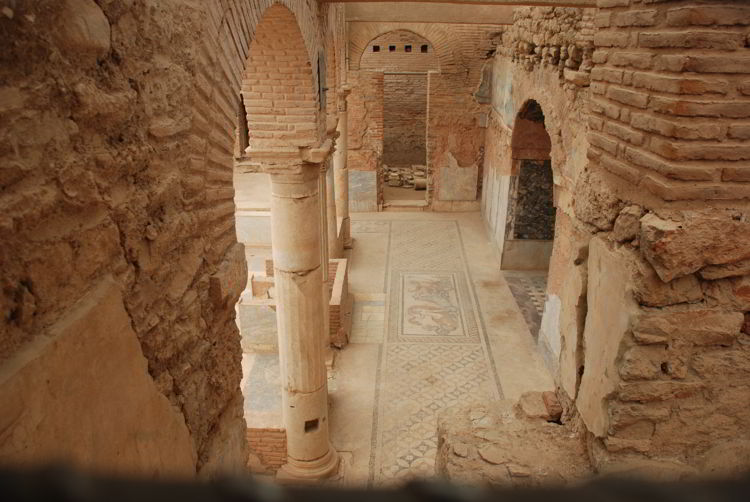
[349, 169, 378, 212]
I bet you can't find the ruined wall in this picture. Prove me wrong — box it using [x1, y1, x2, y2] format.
[481, 6, 594, 369]
[573, 0, 750, 473]
[348, 22, 502, 211]
[481, 2, 750, 475]
[0, 0, 339, 477]
[383, 73, 428, 167]
[247, 428, 287, 474]
[347, 70, 384, 212]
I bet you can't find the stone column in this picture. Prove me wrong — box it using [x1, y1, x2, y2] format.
[269, 166, 339, 481]
[326, 160, 340, 259]
[319, 169, 330, 284]
[333, 85, 352, 249]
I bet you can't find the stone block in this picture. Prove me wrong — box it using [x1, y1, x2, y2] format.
[612, 205, 643, 242]
[349, 169, 378, 212]
[640, 211, 750, 282]
[633, 309, 743, 347]
[557, 259, 587, 400]
[54, 0, 111, 64]
[577, 236, 639, 437]
[618, 381, 705, 403]
[629, 252, 703, 307]
[0, 278, 198, 476]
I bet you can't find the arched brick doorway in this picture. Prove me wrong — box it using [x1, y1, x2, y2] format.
[502, 99, 556, 270]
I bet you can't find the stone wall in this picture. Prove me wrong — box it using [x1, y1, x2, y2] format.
[573, 0, 750, 470]
[579, 211, 750, 472]
[383, 73, 428, 167]
[0, 0, 343, 477]
[483, 2, 750, 475]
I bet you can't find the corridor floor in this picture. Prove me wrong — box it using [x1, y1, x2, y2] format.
[329, 212, 553, 486]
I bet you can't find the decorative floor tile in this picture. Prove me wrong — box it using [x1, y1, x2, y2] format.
[374, 344, 495, 482]
[352, 220, 390, 233]
[504, 273, 547, 340]
[363, 219, 502, 485]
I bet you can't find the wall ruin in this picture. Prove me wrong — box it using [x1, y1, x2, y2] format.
[481, 2, 750, 475]
[0, 0, 342, 477]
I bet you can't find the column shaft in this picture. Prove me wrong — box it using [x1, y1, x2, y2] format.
[333, 102, 351, 249]
[269, 167, 338, 480]
[326, 162, 340, 258]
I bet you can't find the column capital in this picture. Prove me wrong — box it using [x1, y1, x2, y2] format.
[235, 139, 334, 175]
[337, 84, 352, 112]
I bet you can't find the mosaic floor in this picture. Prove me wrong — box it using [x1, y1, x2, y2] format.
[348, 219, 503, 485]
[503, 273, 548, 340]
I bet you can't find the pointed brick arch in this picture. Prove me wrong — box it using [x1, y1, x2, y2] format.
[511, 99, 552, 163]
[242, 4, 320, 150]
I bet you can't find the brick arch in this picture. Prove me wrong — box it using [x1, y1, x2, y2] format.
[359, 30, 440, 72]
[509, 92, 572, 185]
[242, 4, 320, 150]
[511, 99, 552, 163]
[349, 23, 456, 72]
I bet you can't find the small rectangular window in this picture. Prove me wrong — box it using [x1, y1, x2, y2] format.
[421, 45, 429, 53]
[389, 45, 396, 52]
[372, 45, 380, 52]
[405, 45, 412, 53]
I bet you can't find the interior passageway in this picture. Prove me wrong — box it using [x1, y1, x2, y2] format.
[329, 212, 553, 485]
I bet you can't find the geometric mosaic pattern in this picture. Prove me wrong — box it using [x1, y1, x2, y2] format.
[375, 343, 495, 481]
[504, 273, 548, 341]
[389, 220, 465, 272]
[354, 219, 503, 486]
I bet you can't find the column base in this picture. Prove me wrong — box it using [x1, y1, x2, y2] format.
[276, 446, 340, 482]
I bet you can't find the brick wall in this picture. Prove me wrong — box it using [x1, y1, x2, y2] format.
[247, 428, 287, 473]
[242, 5, 320, 150]
[360, 30, 439, 72]
[589, 0, 750, 200]
[383, 73, 428, 166]
[348, 22, 502, 210]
